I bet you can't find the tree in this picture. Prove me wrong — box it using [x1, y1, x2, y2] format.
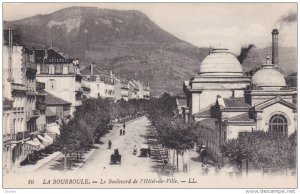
[220, 131, 296, 174]
[155, 117, 198, 171]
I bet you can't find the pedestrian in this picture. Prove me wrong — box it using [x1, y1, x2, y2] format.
[123, 122, 126, 129]
[147, 146, 151, 157]
[200, 145, 208, 165]
[108, 140, 112, 149]
[123, 129, 125, 135]
[200, 145, 208, 166]
[133, 145, 137, 155]
[120, 129, 122, 136]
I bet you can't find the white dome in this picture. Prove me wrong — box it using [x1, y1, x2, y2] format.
[252, 68, 286, 88]
[199, 47, 243, 76]
[251, 55, 286, 88]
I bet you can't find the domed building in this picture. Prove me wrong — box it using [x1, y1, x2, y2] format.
[183, 47, 250, 121]
[182, 30, 297, 163]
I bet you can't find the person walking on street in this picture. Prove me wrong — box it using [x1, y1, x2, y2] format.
[200, 145, 208, 167]
[123, 129, 126, 135]
[108, 140, 112, 149]
[120, 129, 123, 136]
[147, 146, 151, 157]
[123, 122, 126, 129]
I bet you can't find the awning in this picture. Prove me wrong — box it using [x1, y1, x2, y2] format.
[37, 135, 52, 146]
[44, 134, 54, 144]
[46, 123, 60, 135]
[33, 138, 45, 150]
[24, 140, 40, 152]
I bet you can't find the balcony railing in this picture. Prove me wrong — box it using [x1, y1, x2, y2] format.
[26, 109, 40, 118]
[26, 61, 37, 71]
[14, 131, 30, 141]
[3, 133, 13, 142]
[11, 83, 26, 92]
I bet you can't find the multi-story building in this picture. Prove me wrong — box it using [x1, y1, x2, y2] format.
[143, 82, 150, 100]
[35, 48, 82, 115]
[36, 82, 47, 132]
[120, 78, 129, 101]
[113, 74, 122, 101]
[24, 48, 39, 135]
[81, 64, 115, 100]
[131, 79, 145, 99]
[128, 81, 139, 100]
[3, 28, 29, 170]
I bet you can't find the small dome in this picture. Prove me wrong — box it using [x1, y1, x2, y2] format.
[199, 47, 243, 76]
[251, 54, 286, 88]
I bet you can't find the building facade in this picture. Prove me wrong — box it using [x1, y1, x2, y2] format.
[3, 28, 29, 171]
[183, 29, 297, 163]
[35, 48, 82, 115]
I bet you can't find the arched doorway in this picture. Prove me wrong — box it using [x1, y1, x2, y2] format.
[269, 114, 288, 134]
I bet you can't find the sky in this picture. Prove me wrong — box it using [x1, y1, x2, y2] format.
[3, 3, 297, 54]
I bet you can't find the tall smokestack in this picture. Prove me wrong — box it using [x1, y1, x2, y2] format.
[272, 29, 279, 65]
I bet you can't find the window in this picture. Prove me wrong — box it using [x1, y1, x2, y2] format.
[269, 114, 288, 134]
[63, 66, 69, 74]
[49, 65, 55, 74]
[37, 65, 41, 74]
[49, 79, 55, 90]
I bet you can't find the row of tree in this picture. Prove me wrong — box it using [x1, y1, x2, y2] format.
[52, 98, 149, 161]
[146, 93, 199, 170]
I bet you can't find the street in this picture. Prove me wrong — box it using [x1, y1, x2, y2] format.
[74, 116, 157, 178]
[30, 116, 158, 179]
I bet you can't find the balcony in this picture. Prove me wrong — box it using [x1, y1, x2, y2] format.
[3, 133, 13, 143]
[26, 86, 36, 95]
[26, 109, 40, 119]
[11, 83, 26, 92]
[26, 61, 37, 71]
[13, 131, 30, 141]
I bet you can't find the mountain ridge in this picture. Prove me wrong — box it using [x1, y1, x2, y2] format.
[4, 6, 297, 96]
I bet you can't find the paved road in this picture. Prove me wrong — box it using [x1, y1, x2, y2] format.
[74, 116, 157, 179]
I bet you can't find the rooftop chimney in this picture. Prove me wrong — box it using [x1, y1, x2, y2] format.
[91, 63, 94, 75]
[272, 29, 279, 66]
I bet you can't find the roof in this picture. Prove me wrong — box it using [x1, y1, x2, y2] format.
[81, 64, 103, 75]
[227, 113, 255, 122]
[199, 47, 243, 76]
[45, 109, 56, 117]
[194, 107, 211, 117]
[223, 97, 251, 108]
[254, 96, 297, 111]
[45, 92, 71, 106]
[252, 55, 286, 88]
[35, 48, 72, 64]
[196, 118, 217, 130]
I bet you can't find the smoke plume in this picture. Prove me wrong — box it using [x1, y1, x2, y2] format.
[276, 11, 297, 29]
[237, 44, 256, 64]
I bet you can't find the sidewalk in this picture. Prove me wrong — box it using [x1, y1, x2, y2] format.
[13, 151, 61, 174]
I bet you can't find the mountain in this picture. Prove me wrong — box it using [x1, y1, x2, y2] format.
[4, 6, 297, 96]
